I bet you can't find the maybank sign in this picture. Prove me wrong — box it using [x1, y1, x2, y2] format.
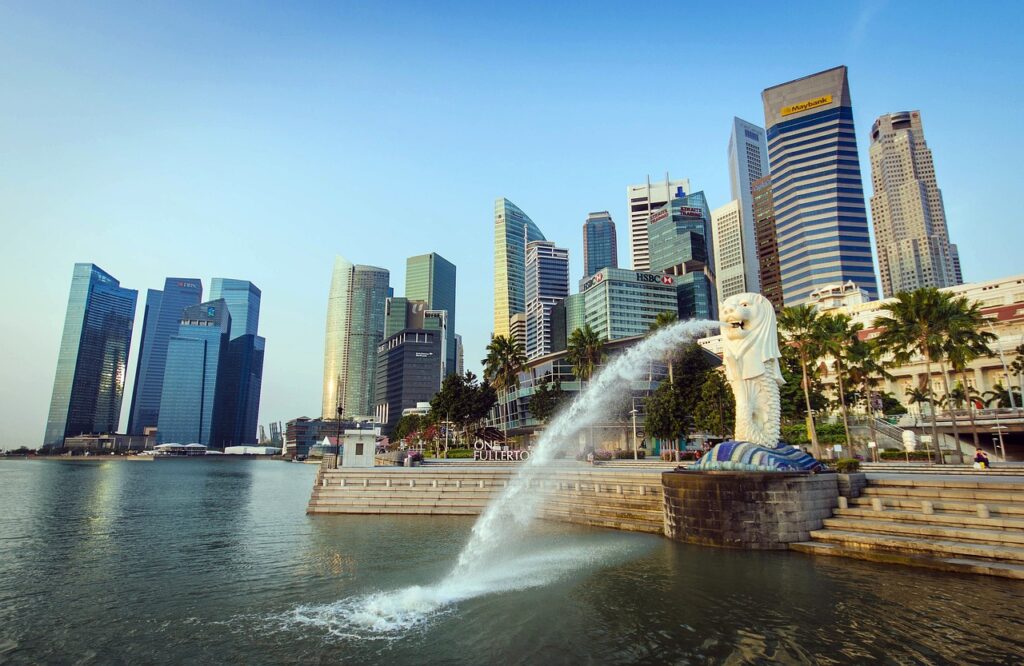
[780, 94, 832, 117]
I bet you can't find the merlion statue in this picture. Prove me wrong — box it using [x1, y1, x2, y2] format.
[692, 293, 823, 472]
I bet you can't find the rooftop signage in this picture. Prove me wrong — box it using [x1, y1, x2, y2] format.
[781, 94, 832, 117]
[678, 206, 703, 218]
[649, 209, 669, 225]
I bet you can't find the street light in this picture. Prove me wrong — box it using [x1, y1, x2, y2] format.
[630, 408, 639, 460]
[986, 320, 1017, 410]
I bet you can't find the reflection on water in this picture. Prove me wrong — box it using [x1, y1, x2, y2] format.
[0, 459, 1022, 665]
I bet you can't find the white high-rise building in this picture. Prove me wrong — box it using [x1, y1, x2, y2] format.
[727, 117, 769, 293]
[524, 241, 569, 360]
[711, 200, 748, 304]
[869, 110, 961, 297]
[627, 175, 691, 271]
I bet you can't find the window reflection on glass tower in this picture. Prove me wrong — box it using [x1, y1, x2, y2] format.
[494, 198, 546, 338]
[44, 264, 138, 447]
[405, 252, 457, 375]
[209, 278, 265, 444]
[322, 257, 389, 419]
[127, 278, 203, 434]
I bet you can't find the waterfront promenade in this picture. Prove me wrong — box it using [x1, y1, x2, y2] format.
[309, 460, 1024, 578]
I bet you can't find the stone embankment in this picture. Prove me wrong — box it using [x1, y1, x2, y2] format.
[792, 474, 1024, 579]
[307, 464, 669, 533]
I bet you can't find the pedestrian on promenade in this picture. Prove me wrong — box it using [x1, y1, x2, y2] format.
[974, 448, 991, 470]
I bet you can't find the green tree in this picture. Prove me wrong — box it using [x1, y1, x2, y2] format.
[393, 414, 423, 442]
[483, 335, 526, 440]
[905, 385, 932, 416]
[817, 313, 857, 452]
[874, 287, 956, 463]
[430, 371, 497, 444]
[983, 383, 1023, 408]
[693, 369, 735, 438]
[778, 305, 825, 459]
[941, 297, 996, 454]
[844, 335, 892, 449]
[645, 380, 688, 461]
[878, 392, 907, 415]
[528, 375, 567, 424]
[671, 343, 720, 416]
[566, 325, 604, 382]
[778, 345, 827, 422]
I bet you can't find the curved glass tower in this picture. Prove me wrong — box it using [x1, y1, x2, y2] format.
[494, 198, 546, 338]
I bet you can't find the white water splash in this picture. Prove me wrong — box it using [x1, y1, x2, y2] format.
[281, 319, 717, 637]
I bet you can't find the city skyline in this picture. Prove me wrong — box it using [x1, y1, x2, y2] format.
[4, 2, 1023, 445]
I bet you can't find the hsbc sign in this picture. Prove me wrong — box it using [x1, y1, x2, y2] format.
[634, 272, 675, 286]
[581, 272, 605, 292]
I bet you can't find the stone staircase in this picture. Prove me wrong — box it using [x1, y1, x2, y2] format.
[792, 475, 1024, 579]
[307, 465, 666, 533]
[860, 462, 1024, 476]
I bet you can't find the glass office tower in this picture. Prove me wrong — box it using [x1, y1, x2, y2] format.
[762, 66, 878, 304]
[494, 198, 546, 337]
[209, 278, 260, 339]
[44, 264, 138, 448]
[157, 300, 231, 444]
[524, 241, 569, 360]
[406, 252, 457, 375]
[127, 278, 203, 434]
[582, 212, 618, 279]
[321, 256, 390, 419]
[208, 278, 264, 443]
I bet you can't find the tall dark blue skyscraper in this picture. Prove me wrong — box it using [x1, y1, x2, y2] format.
[44, 264, 138, 447]
[582, 212, 617, 279]
[208, 278, 264, 443]
[157, 300, 231, 444]
[762, 66, 878, 304]
[127, 278, 203, 434]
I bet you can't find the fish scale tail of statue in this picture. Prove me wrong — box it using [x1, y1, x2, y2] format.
[692, 293, 824, 473]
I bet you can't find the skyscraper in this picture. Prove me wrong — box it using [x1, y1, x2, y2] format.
[711, 200, 748, 305]
[494, 198, 546, 337]
[524, 240, 569, 360]
[869, 110, 961, 297]
[374, 328, 444, 435]
[727, 117, 769, 292]
[157, 300, 230, 444]
[627, 175, 691, 271]
[582, 212, 617, 279]
[647, 191, 717, 319]
[209, 278, 261, 339]
[209, 278, 264, 444]
[322, 257, 390, 420]
[752, 175, 784, 311]
[44, 264, 138, 447]
[406, 252, 457, 375]
[762, 65, 878, 304]
[127, 278, 203, 434]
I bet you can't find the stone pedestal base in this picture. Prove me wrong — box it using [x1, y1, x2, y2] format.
[662, 471, 838, 550]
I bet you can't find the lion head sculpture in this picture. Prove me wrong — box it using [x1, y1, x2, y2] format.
[720, 292, 784, 386]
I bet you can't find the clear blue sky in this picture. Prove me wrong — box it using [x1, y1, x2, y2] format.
[2, 1, 1022, 446]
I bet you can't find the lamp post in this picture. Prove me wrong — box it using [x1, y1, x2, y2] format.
[986, 320, 1017, 409]
[630, 407, 639, 460]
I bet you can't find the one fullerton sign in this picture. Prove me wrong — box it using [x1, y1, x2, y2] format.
[780, 94, 832, 117]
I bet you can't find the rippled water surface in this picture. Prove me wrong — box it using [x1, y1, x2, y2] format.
[1, 459, 1022, 665]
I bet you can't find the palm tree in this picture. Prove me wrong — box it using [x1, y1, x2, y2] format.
[648, 311, 679, 384]
[566, 325, 605, 454]
[483, 335, 526, 441]
[778, 305, 825, 459]
[566, 325, 604, 383]
[983, 383, 1023, 408]
[938, 296, 996, 461]
[817, 313, 857, 455]
[844, 335, 892, 449]
[905, 385, 932, 417]
[874, 288, 953, 464]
